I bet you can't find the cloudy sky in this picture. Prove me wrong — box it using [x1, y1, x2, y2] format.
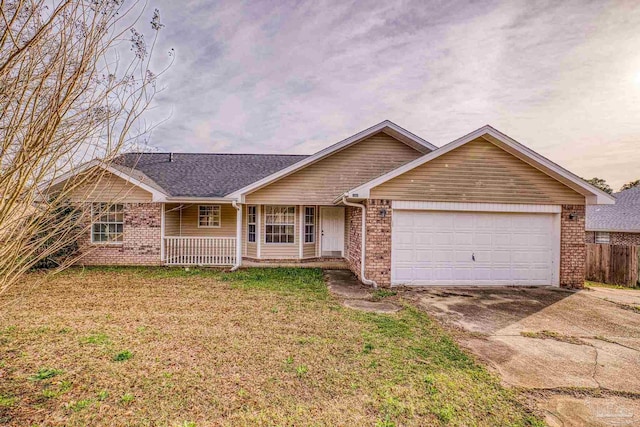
[144, 0, 640, 190]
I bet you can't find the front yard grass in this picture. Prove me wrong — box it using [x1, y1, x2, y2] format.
[0, 267, 542, 426]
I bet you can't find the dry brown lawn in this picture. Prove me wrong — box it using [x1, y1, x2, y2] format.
[0, 267, 542, 426]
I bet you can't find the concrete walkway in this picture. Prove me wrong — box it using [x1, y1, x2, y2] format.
[408, 286, 640, 426]
[323, 270, 402, 314]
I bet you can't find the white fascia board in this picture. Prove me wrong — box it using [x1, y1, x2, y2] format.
[225, 120, 436, 199]
[347, 125, 616, 205]
[43, 159, 169, 202]
[586, 228, 640, 233]
[392, 201, 562, 213]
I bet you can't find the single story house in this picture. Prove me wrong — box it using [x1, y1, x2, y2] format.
[586, 186, 640, 245]
[47, 121, 614, 288]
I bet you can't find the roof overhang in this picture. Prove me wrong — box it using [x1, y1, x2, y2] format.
[226, 120, 437, 201]
[43, 159, 170, 202]
[586, 228, 640, 233]
[345, 125, 616, 206]
[165, 197, 236, 203]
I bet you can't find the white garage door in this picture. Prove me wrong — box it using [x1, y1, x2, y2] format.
[392, 210, 559, 286]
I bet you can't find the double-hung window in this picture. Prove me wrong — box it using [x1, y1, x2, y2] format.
[91, 203, 124, 243]
[265, 206, 295, 243]
[247, 206, 256, 243]
[595, 231, 610, 244]
[304, 207, 315, 243]
[198, 205, 221, 227]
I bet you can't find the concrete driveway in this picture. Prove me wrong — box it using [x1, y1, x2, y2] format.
[407, 286, 640, 427]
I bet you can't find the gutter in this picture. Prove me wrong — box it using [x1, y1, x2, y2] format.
[341, 196, 377, 288]
[230, 201, 242, 271]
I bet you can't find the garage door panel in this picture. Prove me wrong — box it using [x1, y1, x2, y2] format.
[392, 210, 558, 286]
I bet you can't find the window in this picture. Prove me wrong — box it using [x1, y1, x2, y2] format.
[265, 206, 295, 243]
[304, 207, 315, 243]
[595, 231, 610, 244]
[198, 205, 221, 227]
[91, 203, 124, 243]
[247, 205, 256, 243]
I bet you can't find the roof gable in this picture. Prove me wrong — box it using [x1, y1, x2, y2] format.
[347, 125, 616, 206]
[227, 120, 436, 199]
[370, 136, 586, 205]
[244, 132, 425, 205]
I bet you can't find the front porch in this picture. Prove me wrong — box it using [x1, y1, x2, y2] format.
[161, 203, 348, 266]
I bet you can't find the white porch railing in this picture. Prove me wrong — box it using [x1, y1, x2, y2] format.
[163, 237, 236, 266]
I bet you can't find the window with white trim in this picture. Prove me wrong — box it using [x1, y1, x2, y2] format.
[198, 205, 221, 227]
[265, 206, 295, 244]
[304, 207, 315, 243]
[595, 231, 610, 244]
[247, 205, 256, 243]
[91, 203, 124, 243]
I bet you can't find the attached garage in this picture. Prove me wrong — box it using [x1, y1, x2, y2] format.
[391, 204, 561, 286]
[344, 125, 615, 289]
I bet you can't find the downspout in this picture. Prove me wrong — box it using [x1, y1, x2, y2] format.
[341, 196, 378, 288]
[231, 201, 242, 271]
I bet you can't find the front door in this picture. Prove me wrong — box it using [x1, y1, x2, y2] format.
[321, 207, 345, 257]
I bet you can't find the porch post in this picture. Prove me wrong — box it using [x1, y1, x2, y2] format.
[235, 203, 243, 267]
[299, 205, 304, 259]
[257, 205, 262, 258]
[160, 203, 165, 263]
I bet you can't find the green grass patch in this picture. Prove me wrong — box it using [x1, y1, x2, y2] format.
[28, 368, 63, 381]
[113, 350, 133, 362]
[79, 332, 111, 345]
[0, 394, 15, 407]
[372, 289, 397, 300]
[585, 280, 640, 290]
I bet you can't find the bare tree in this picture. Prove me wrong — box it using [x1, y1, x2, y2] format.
[0, 0, 169, 294]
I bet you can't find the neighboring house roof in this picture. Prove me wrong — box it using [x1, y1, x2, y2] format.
[344, 125, 616, 206]
[587, 187, 640, 232]
[113, 153, 308, 198]
[226, 120, 437, 200]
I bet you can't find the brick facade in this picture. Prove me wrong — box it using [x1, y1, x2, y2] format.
[560, 204, 586, 289]
[76, 203, 162, 266]
[345, 206, 363, 281]
[363, 199, 393, 288]
[586, 230, 640, 246]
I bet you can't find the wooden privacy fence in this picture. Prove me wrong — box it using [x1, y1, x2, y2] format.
[586, 243, 639, 287]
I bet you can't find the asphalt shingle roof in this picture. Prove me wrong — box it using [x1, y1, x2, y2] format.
[586, 187, 640, 232]
[113, 153, 308, 198]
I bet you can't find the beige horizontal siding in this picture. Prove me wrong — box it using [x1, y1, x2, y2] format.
[371, 136, 585, 205]
[64, 170, 152, 203]
[164, 203, 236, 237]
[245, 133, 423, 205]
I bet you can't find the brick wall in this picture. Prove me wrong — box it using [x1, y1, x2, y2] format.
[610, 232, 640, 245]
[345, 206, 363, 281]
[587, 231, 640, 245]
[364, 199, 392, 287]
[560, 204, 586, 289]
[76, 203, 162, 266]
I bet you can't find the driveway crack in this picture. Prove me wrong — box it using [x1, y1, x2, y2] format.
[592, 347, 602, 389]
